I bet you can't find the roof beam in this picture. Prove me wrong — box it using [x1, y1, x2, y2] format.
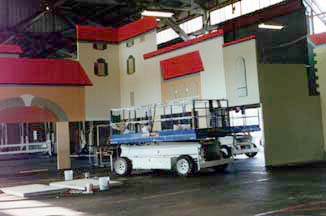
[2, 0, 68, 44]
[162, 18, 190, 41]
[2, 11, 46, 44]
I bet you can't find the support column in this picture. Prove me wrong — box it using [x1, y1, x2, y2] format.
[56, 122, 71, 170]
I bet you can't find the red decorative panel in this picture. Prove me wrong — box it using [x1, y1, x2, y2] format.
[223, 35, 256, 47]
[77, 17, 157, 43]
[144, 29, 224, 59]
[0, 45, 23, 54]
[309, 32, 326, 46]
[160, 51, 204, 80]
[0, 58, 92, 86]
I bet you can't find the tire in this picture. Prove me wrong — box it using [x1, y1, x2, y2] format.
[245, 144, 258, 158]
[175, 156, 195, 177]
[221, 145, 232, 159]
[114, 157, 132, 176]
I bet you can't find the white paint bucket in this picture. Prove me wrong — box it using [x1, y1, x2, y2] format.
[99, 177, 110, 191]
[86, 183, 94, 194]
[64, 170, 73, 181]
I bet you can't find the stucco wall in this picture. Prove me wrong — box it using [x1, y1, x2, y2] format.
[118, 31, 159, 107]
[0, 86, 85, 121]
[315, 45, 326, 152]
[144, 36, 226, 103]
[258, 64, 324, 166]
[223, 40, 260, 107]
[77, 42, 121, 120]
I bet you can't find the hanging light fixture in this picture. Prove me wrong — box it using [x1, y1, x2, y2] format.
[141, 10, 174, 18]
[258, 23, 284, 30]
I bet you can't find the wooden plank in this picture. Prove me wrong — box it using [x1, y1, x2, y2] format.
[56, 122, 71, 170]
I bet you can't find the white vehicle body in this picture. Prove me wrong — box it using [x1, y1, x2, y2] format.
[118, 142, 231, 173]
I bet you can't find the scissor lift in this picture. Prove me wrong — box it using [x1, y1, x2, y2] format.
[109, 99, 260, 176]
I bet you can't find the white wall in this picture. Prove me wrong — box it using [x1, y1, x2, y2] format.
[78, 29, 260, 119]
[315, 45, 326, 152]
[118, 31, 160, 107]
[77, 42, 121, 120]
[144, 36, 226, 101]
[223, 39, 260, 107]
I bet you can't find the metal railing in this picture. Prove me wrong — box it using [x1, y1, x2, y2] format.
[0, 140, 51, 156]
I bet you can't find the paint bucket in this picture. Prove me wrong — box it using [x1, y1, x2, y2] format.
[99, 177, 110, 191]
[86, 183, 94, 194]
[64, 170, 73, 181]
[84, 172, 90, 179]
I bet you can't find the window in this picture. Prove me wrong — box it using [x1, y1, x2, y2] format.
[180, 16, 203, 34]
[210, 0, 286, 26]
[156, 28, 179, 44]
[93, 42, 107, 50]
[236, 57, 248, 97]
[127, 55, 135, 75]
[156, 17, 203, 45]
[126, 39, 134, 47]
[94, 58, 108, 77]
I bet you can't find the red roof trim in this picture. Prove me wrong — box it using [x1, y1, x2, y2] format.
[77, 25, 118, 42]
[0, 58, 92, 86]
[223, 35, 256, 47]
[308, 32, 326, 46]
[160, 51, 204, 80]
[117, 17, 158, 42]
[144, 29, 224, 59]
[0, 45, 23, 54]
[77, 17, 158, 43]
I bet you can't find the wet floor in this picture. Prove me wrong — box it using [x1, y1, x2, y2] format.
[1, 153, 326, 215]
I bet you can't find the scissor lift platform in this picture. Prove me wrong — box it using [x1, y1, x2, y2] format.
[110, 125, 260, 145]
[109, 99, 260, 176]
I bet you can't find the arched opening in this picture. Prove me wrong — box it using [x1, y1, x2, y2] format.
[235, 57, 248, 97]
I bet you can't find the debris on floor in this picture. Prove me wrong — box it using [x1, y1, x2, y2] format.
[49, 178, 122, 191]
[1, 176, 123, 198]
[1, 184, 67, 198]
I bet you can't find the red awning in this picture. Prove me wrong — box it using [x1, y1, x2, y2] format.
[77, 17, 158, 43]
[309, 32, 326, 46]
[0, 58, 92, 86]
[160, 51, 204, 80]
[0, 45, 23, 54]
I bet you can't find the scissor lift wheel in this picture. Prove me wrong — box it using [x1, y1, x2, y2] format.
[245, 144, 258, 158]
[114, 157, 132, 176]
[175, 156, 195, 177]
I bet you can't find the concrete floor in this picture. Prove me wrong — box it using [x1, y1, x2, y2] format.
[1, 153, 326, 215]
